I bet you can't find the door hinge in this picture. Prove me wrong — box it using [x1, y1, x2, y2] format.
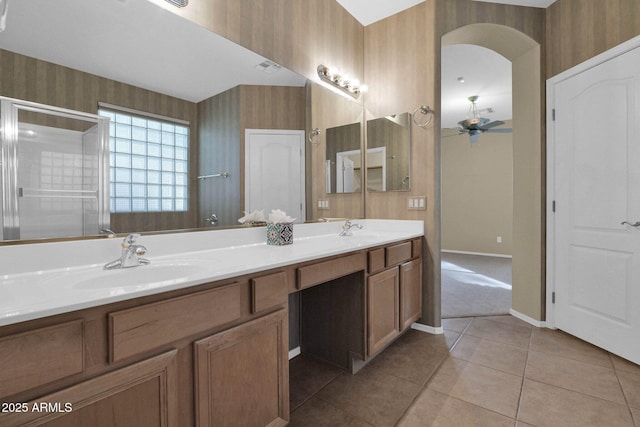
[552, 109, 556, 121]
[552, 292, 555, 304]
[552, 200, 556, 212]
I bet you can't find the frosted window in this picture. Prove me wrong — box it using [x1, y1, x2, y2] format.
[100, 108, 189, 213]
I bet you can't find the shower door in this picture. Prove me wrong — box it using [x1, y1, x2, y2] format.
[0, 97, 110, 241]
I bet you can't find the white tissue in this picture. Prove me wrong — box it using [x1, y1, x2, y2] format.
[238, 209, 266, 224]
[267, 209, 296, 224]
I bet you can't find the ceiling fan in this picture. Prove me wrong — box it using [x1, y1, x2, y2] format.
[455, 95, 512, 143]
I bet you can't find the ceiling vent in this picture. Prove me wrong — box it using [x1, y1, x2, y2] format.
[256, 60, 282, 74]
[165, 0, 188, 7]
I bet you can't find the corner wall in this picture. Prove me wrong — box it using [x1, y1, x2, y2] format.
[364, 1, 440, 325]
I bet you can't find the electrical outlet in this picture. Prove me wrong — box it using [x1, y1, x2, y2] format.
[408, 198, 414, 208]
[497, 236, 502, 243]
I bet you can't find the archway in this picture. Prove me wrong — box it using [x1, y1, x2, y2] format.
[440, 23, 543, 323]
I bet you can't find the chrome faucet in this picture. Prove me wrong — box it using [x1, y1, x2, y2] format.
[103, 233, 150, 270]
[338, 220, 363, 237]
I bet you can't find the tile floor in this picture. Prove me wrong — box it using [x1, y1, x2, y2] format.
[289, 315, 640, 426]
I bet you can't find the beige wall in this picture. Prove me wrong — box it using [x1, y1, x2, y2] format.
[441, 123, 513, 256]
[546, 0, 640, 78]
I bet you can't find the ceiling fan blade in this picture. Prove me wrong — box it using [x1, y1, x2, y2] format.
[484, 128, 513, 133]
[481, 120, 506, 130]
[469, 133, 479, 143]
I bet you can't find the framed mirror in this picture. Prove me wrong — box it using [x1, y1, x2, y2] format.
[0, 0, 363, 243]
[366, 112, 412, 192]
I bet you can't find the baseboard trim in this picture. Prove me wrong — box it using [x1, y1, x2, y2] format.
[509, 309, 546, 328]
[411, 322, 444, 335]
[442, 249, 512, 259]
[288, 346, 301, 360]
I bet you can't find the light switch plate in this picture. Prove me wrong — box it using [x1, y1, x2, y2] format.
[317, 200, 330, 210]
[408, 196, 427, 211]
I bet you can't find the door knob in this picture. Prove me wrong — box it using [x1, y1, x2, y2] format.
[621, 221, 640, 227]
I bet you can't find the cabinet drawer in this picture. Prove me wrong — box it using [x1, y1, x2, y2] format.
[0, 320, 84, 398]
[109, 283, 241, 362]
[368, 248, 385, 274]
[251, 271, 288, 313]
[297, 252, 365, 289]
[385, 241, 412, 267]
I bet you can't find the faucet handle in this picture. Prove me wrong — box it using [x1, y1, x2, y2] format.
[122, 233, 141, 248]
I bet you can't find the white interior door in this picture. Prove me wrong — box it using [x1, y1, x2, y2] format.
[336, 150, 359, 193]
[245, 129, 305, 222]
[548, 37, 640, 364]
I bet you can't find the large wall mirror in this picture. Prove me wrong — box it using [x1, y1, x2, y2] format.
[325, 123, 362, 194]
[366, 112, 412, 192]
[0, 0, 364, 243]
[309, 83, 364, 219]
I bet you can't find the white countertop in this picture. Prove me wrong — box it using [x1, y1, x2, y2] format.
[0, 220, 423, 327]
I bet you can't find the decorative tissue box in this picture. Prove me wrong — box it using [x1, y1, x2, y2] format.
[266, 223, 294, 246]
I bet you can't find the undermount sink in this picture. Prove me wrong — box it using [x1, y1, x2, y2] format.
[47, 259, 210, 290]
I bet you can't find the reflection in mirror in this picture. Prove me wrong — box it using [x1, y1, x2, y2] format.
[1, 98, 110, 241]
[366, 112, 412, 192]
[325, 123, 362, 194]
[309, 83, 364, 220]
[0, 0, 362, 243]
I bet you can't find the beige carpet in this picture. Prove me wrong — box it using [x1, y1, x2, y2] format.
[441, 252, 512, 318]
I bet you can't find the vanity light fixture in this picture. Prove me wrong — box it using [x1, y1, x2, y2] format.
[317, 65, 361, 99]
[0, 0, 8, 32]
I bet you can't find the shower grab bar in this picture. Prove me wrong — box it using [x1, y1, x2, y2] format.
[18, 188, 98, 199]
[197, 172, 230, 180]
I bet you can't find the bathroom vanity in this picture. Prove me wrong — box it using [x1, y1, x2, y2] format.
[0, 220, 423, 426]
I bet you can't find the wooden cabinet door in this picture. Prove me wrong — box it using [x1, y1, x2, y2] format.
[194, 309, 289, 427]
[367, 267, 400, 356]
[400, 258, 422, 330]
[0, 350, 178, 427]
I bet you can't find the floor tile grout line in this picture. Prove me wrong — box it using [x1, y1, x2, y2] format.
[308, 384, 375, 426]
[289, 368, 345, 414]
[392, 350, 452, 426]
[514, 325, 534, 425]
[394, 317, 530, 426]
[393, 320, 475, 425]
[524, 377, 633, 409]
[609, 352, 639, 427]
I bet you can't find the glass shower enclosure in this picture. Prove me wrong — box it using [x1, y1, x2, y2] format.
[1, 97, 110, 241]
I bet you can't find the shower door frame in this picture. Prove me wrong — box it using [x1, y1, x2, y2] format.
[0, 96, 110, 241]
